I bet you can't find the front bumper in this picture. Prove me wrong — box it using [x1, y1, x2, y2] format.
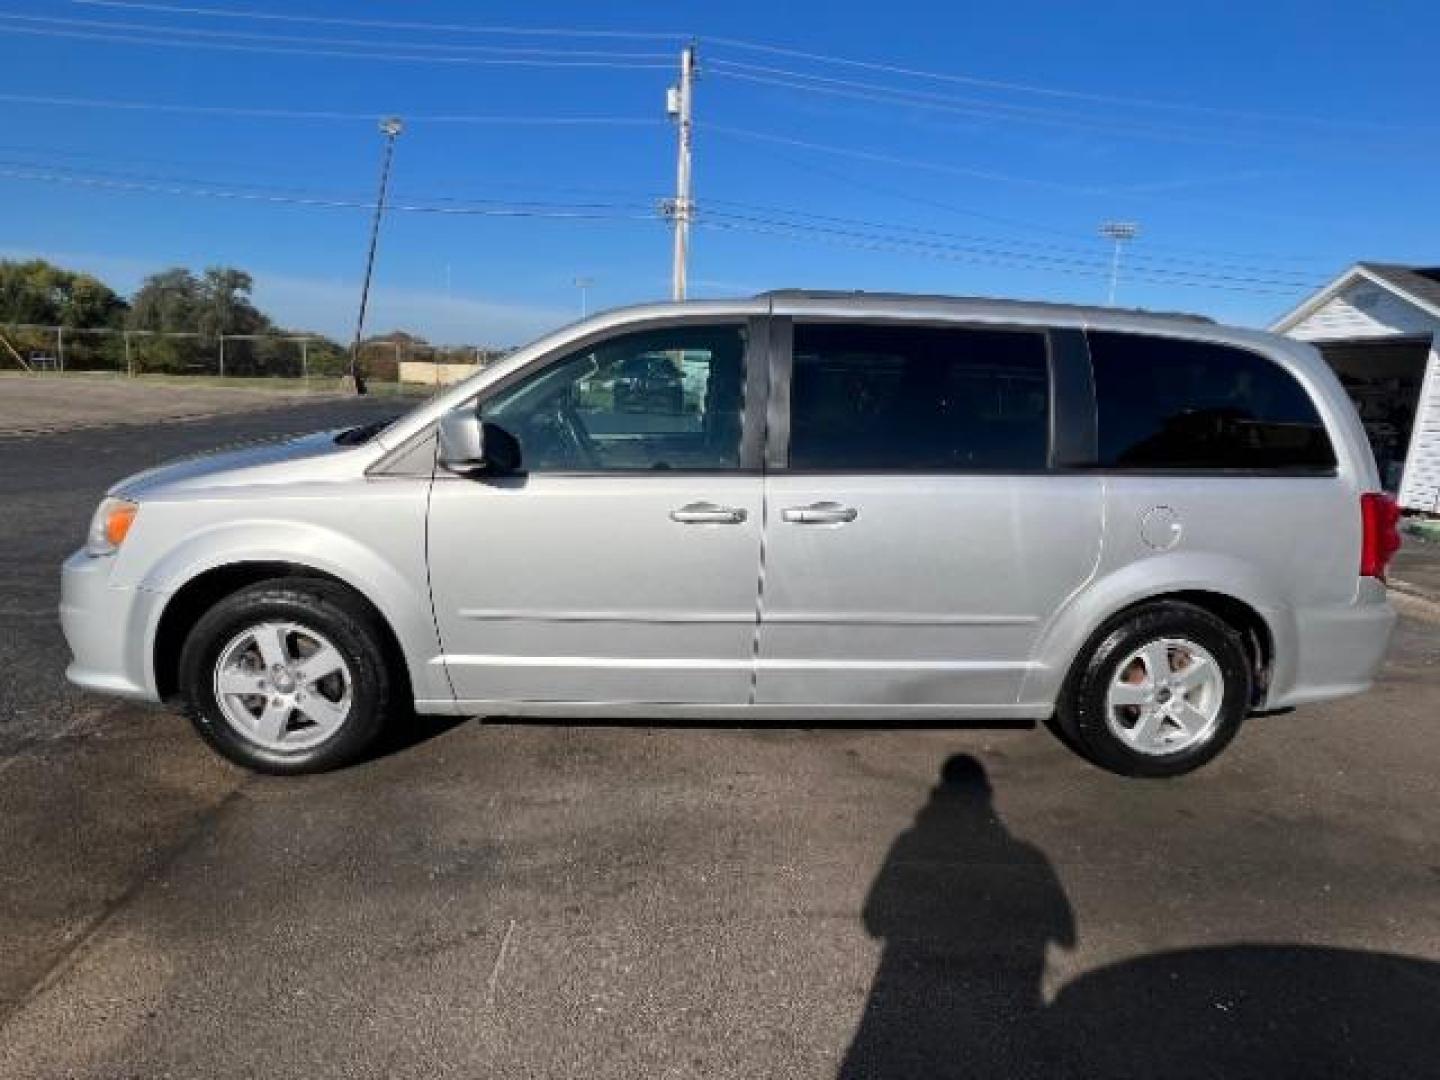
[60, 549, 162, 702]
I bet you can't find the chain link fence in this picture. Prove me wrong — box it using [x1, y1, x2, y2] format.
[0, 324, 499, 390]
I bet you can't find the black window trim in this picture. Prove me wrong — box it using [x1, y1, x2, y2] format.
[769, 316, 1078, 476]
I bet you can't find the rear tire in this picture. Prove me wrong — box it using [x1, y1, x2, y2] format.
[178, 579, 393, 774]
[1056, 601, 1251, 778]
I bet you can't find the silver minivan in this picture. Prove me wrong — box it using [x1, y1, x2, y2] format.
[60, 292, 1400, 777]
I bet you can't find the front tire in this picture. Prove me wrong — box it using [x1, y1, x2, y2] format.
[1057, 602, 1252, 778]
[178, 579, 393, 774]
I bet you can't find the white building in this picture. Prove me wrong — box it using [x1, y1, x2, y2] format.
[1272, 263, 1440, 512]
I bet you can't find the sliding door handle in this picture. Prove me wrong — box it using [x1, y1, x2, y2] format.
[671, 501, 748, 525]
[781, 501, 858, 525]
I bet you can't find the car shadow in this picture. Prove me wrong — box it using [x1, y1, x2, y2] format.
[840, 753, 1440, 1079]
[363, 710, 470, 763]
[488, 716, 1037, 732]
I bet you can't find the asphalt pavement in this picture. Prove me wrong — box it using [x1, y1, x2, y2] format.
[2, 399, 1439, 1078]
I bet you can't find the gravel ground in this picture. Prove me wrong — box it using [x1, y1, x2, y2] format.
[0, 374, 361, 436]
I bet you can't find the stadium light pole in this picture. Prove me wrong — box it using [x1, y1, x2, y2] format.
[573, 276, 595, 317]
[1100, 221, 1139, 306]
[349, 116, 404, 395]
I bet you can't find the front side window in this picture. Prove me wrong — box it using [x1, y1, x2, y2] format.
[787, 322, 1050, 470]
[1088, 331, 1336, 470]
[481, 324, 747, 471]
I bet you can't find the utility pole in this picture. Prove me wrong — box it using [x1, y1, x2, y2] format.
[1100, 221, 1139, 306]
[349, 116, 404, 395]
[666, 44, 696, 301]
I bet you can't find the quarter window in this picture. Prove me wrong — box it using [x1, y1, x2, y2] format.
[481, 324, 747, 471]
[787, 323, 1050, 470]
[1088, 331, 1336, 470]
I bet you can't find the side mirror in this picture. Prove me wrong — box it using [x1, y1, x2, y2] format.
[437, 407, 522, 476]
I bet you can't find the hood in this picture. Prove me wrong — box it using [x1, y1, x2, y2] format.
[111, 428, 371, 499]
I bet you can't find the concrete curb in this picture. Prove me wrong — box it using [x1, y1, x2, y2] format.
[1389, 578, 1440, 606]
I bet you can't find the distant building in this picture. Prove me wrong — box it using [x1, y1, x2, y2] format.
[1273, 264, 1440, 511]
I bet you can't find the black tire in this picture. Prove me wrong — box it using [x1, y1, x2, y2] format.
[178, 578, 394, 774]
[1056, 601, 1252, 778]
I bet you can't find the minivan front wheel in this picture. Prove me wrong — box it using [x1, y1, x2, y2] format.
[1058, 602, 1251, 778]
[178, 580, 392, 774]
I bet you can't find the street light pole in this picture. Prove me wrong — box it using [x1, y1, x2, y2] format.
[1099, 221, 1139, 306]
[349, 116, 403, 395]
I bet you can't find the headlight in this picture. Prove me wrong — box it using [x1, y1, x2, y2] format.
[86, 497, 139, 556]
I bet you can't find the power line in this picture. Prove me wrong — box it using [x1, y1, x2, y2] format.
[698, 196, 1318, 282]
[0, 149, 664, 211]
[705, 63, 1407, 151]
[1, 13, 675, 59]
[0, 22, 673, 67]
[0, 92, 661, 126]
[695, 217, 1314, 297]
[704, 34, 1428, 134]
[0, 164, 659, 220]
[68, 0, 1430, 138]
[0, 157, 1325, 296]
[72, 0, 684, 41]
[0, 146, 1322, 286]
[698, 208, 1319, 290]
[703, 122, 1359, 232]
[697, 142, 1329, 269]
[706, 62, 1267, 149]
[705, 123, 1118, 195]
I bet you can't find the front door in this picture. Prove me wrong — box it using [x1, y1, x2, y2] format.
[755, 319, 1103, 708]
[428, 319, 766, 706]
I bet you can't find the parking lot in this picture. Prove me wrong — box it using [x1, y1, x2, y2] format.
[2, 390, 1439, 1078]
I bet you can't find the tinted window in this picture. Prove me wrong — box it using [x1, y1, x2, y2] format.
[788, 323, 1050, 470]
[481, 324, 746, 471]
[1089, 332, 1335, 470]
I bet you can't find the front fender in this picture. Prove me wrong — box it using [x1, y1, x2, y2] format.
[1021, 550, 1292, 708]
[131, 518, 446, 704]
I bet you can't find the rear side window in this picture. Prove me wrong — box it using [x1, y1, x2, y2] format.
[1088, 331, 1335, 470]
[788, 323, 1050, 470]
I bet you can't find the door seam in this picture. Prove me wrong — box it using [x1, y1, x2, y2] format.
[747, 304, 778, 707]
[747, 480, 768, 706]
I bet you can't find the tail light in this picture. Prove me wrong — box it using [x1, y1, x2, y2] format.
[1360, 492, 1401, 580]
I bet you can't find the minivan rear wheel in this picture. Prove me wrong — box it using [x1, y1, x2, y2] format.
[1057, 601, 1251, 778]
[178, 579, 392, 774]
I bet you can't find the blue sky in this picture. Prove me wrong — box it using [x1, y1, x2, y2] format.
[0, 0, 1435, 344]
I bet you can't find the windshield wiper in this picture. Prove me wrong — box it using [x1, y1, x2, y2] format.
[334, 417, 395, 445]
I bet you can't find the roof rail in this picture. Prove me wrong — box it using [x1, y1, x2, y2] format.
[755, 288, 1215, 324]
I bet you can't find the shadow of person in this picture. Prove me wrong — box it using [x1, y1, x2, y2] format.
[839, 753, 1074, 1080]
[841, 754, 1440, 1080]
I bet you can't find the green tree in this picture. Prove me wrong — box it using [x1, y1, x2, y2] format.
[0, 259, 127, 327]
[197, 266, 269, 338]
[126, 267, 201, 334]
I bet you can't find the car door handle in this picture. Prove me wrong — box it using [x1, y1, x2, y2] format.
[781, 501, 858, 525]
[670, 501, 748, 525]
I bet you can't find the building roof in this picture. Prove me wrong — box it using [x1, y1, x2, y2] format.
[1356, 263, 1440, 314]
[1271, 262, 1440, 333]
